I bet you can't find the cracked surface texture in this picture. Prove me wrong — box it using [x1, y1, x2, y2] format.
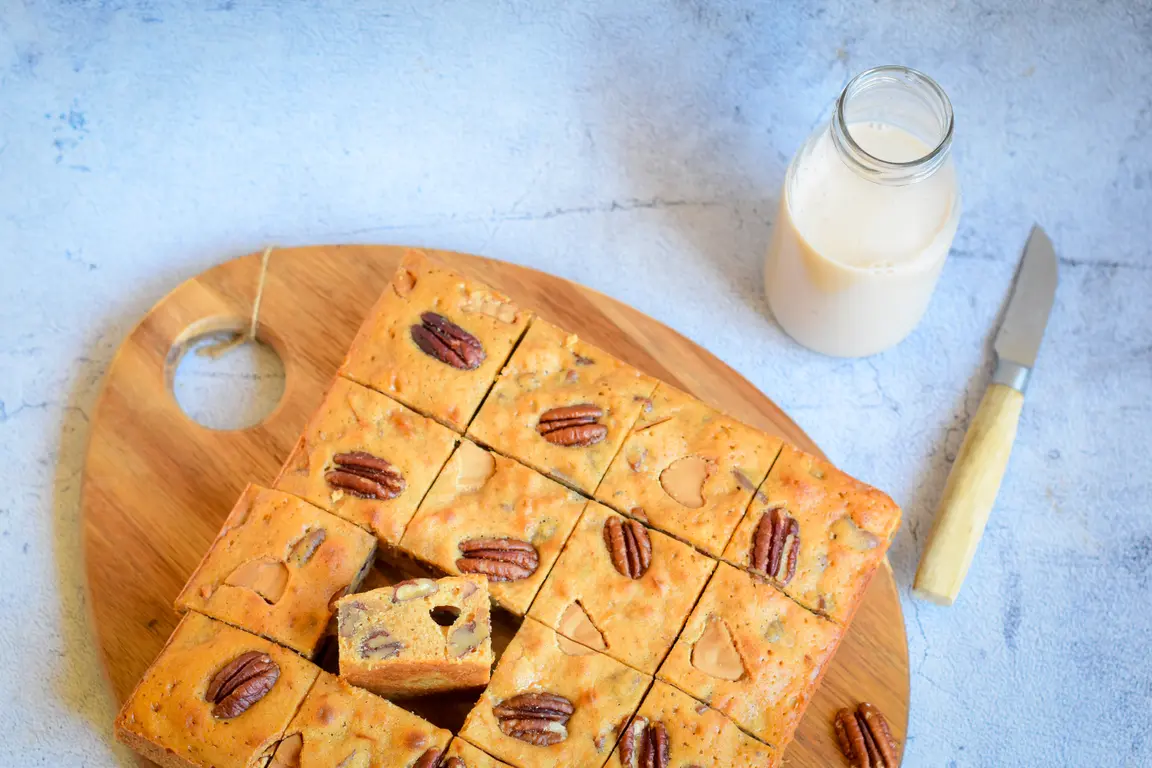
[0, 1, 1149, 766]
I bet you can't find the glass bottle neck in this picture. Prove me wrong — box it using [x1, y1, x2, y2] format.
[829, 66, 955, 186]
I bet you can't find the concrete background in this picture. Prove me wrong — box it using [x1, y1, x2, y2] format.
[1, 1, 1150, 765]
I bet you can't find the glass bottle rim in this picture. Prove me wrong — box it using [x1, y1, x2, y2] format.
[832, 65, 955, 182]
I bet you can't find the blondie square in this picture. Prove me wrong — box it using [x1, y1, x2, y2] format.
[459, 617, 650, 768]
[264, 672, 451, 768]
[605, 681, 780, 768]
[340, 249, 532, 431]
[657, 563, 843, 748]
[399, 440, 587, 615]
[528, 502, 716, 674]
[274, 377, 458, 546]
[114, 612, 320, 768]
[335, 576, 493, 697]
[467, 320, 658, 494]
[721, 444, 901, 624]
[442, 738, 513, 767]
[175, 484, 376, 657]
[595, 383, 783, 555]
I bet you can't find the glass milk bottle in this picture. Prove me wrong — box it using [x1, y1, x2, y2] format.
[765, 66, 960, 357]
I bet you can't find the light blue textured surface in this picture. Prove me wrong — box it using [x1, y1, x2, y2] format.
[1, 2, 1150, 766]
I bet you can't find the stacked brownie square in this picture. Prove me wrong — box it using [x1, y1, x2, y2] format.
[115, 249, 902, 768]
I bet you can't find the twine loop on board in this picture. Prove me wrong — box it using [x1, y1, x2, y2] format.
[197, 245, 275, 359]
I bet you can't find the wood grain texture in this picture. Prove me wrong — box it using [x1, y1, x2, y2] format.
[80, 245, 909, 767]
[914, 382, 1025, 606]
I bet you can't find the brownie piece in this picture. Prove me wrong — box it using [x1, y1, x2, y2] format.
[528, 502, 716, 674]
[721, 444, 901, 624]
[467, 320, 658, 494]
[335, 576, 493, 697]
[399, 440, 587, 615]
[442, 738, 514, 767]
[340, 249, 532, 431]
[274, 377, 458, 547]
[595, 383, 783, 555]
[460, 617, 650, 768]
[656, 563, 843, 749]
[605, 681, 780, 768]
[264, 672, 451, 768]
[175, 484, 376, 657]
[114, 612, 320, 768]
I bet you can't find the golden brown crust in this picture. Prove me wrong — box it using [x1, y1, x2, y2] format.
[721, 444, 902, 624]
[174, 484, 376, 657]
[656, 563, 843, 748]
[596, 383, 784, 555]
[467, 320, 658, 494]
[528, 502, 716, 674]
[273, 377, 458, 546]
[339, 249, 532, 431]
[113, 613, 320, 768]
[336, 576, 493, 698]
[268, 672, 451, 767]
[399, 441, 587, 615]
[460, 618, 650, 768]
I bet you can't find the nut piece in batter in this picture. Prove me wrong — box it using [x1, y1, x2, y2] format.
[175, 484, 376, 657]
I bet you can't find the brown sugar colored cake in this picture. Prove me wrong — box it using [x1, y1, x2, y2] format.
[595, 383, 784, 555]
[605, 680, 780, 768]
[528, 501, 716, 674]
[175, 484, 376, 657]
[274, 377, 458, 547]
[340, 248, 532, 431]
[114, 612, 320, 768]
[399, 440, 587, 615]
[721, 443, 902, 625]
[263, 672, 451, 768]
[336, 575, 494, 697]
[467, 319, 658, 495]
[459, 617, 650, 768]
[657, 562, 843, 749]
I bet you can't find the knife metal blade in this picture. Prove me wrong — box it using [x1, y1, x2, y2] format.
[991, 225, 1058, 391]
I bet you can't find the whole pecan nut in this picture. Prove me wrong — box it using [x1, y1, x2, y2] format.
[456, 537, 539, 581]
[751, 507, 800, 585]
[493, 692, 574, 746]
[603, 516, 652, 579]
[834, 702, 898, 767]
[205, 651, 280, 719]
[411, 312, 486, 370]
[325, 451, 406, 500]
[537, 404, 607, 447]
[619, 716, 670, 768]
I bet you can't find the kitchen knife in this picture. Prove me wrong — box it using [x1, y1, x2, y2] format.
[913, 225, 1058, 605]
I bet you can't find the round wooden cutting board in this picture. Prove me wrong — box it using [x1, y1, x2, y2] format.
[81, 245, 909, 767]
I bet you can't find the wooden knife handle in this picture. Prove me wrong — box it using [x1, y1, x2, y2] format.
[913, 383, 1024, 606]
